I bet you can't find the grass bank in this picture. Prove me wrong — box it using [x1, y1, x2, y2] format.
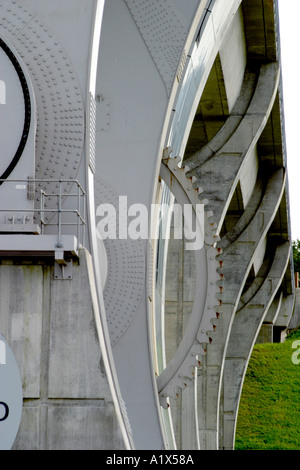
[235, 329, 300, 450]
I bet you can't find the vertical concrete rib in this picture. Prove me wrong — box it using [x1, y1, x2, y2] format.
[197, 168, 286, 449]
[221, 241, 291, 449]
[181, 60, 281, 448]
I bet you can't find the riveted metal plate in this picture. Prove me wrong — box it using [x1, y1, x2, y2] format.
[124, 0, 188, 94]
[94, 177, 145, 346]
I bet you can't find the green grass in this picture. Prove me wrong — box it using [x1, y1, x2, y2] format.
[234, 328, 300, 450]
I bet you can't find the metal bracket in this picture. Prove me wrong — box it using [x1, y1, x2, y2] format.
[1, 214, 41, 234]
[54, 259, 73, 280]
[27, 176, 35, 200]
[54, 249, 73, 280]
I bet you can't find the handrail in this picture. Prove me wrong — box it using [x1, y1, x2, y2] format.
[0, 178, 86, 250]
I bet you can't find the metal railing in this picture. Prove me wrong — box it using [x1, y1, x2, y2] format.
[0, 178, 86, 249]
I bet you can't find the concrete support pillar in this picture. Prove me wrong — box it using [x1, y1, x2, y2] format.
[197, 168, 285, 449]
[256, 323, 273, 343]
[287, 290, 300, 330]
[197, 362, 219, 450]
[220, 242, 290, 450]
[180, 374, 200, 450]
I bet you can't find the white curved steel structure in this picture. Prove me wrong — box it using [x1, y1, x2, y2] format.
[0, 0, 295, 450]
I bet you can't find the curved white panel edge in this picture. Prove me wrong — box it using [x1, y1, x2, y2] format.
[86, 0, 133, 450]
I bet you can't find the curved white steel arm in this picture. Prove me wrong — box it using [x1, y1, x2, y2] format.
[85, 0, 133, 449]
[157, 159, 222, 406]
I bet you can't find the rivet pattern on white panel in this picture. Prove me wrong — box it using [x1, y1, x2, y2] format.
[0, 0, 33, 36]
[95, 178, 145, 346]
[124, 0, 188, 95]
[88, 94, 97, 174]
[0, 0, 85, 217]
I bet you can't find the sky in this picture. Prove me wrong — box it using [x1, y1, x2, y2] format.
[277, 0, 300, 241]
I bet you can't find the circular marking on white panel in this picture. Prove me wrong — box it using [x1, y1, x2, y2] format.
[0, 1, 85, 217]
[0, 38, 31, 183]
[0, 47, 24, 175]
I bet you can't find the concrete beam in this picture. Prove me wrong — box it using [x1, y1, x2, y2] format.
[184, 68, 258, 171]
[0, 249, 126, 450]
[275, 293, 295, 328]
[185, 62, 280, 232]
[219, 6, 247, 113]
[264, 290, 282, 324]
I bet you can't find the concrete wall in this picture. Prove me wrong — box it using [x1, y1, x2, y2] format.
[0, 250, 125, 450]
